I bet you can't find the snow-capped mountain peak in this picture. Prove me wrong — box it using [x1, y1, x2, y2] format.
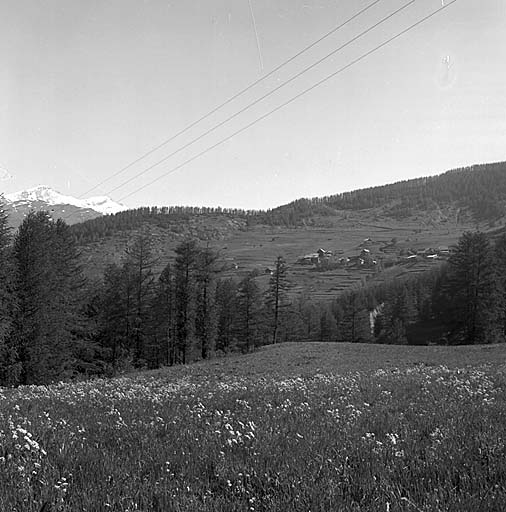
[4, 186, 126, 215]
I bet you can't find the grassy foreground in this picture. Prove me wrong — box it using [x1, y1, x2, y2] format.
[1, 343, 506, 511]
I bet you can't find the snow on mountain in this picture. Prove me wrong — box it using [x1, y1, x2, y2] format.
[4, 186, 127, 215]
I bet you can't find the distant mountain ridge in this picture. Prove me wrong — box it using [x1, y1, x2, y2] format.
[2, 185, 126, 226]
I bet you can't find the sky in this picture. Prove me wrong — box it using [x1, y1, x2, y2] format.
[1, 0, 505, 210]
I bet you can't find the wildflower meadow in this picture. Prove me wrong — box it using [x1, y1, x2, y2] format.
[1, 343, 505, 511]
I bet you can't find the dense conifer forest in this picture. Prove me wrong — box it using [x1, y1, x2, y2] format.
[266, 161, 506, 225]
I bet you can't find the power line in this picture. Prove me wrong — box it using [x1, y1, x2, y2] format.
[106, 0, 417, 196]
[78, 0, 384, 198]
[118, 0, 458, 203]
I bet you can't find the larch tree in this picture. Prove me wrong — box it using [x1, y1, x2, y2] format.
[443, 232, 502, 344]
[12, 212, 86, 384]
[0, 200, 18, 385]
[195, 246, 219, 359]
[266, 256, 289, 344]
[494, 233, 506, 339]
[123, 231, 157, 364]
[174, 240, 200, 364]
[338, 290, 372, 343]
[236, 273, 261, 353]
[98, 263, 129, 370]
[215, 278, 237, 353]
[150, 262, 177, 366]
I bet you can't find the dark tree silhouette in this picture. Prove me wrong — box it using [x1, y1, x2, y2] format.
[442, 232, 502, 344]
[0, 201, 18, 385]
[266, 256, 289, 344]
[236, 273, 261, 353]
[174, 240, 200, 364]
[11, 212, 87, 384]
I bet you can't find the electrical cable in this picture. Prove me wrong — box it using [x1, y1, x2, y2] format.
[78, 0, 385, 198]
[117, 0, 458, 203]
[106, 0, 418, 195]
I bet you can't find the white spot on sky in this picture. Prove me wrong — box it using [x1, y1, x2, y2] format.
[437, 54, 456, 89]
[0, 166, 13, 181]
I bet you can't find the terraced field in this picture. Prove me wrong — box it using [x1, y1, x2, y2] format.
[78, 208, 479, 301]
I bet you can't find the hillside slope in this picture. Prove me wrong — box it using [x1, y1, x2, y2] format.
[144, 341, 506, 380]
[69, 161, 506, 296]
[267, 160, 506, 226]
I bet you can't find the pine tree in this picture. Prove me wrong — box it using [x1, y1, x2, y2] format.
[236, 273, 261, 353]
[319, 305, 337, 342]
[266, 256, 289, 344]
[123, 231, 157, 364]
[12, 212, 86, 384]
[98, 263, 131, 370]
[150, 263, 177, 366]
[215, 278, 237, 353]
[443, 232, 502, 344]
[174, 240, 199, 363]
[494, 233, 506, 339]
[330, 299, 345, 342]
[377, 284, 417, 344]
[0, 200, 19, 385]
[51, 219, 95, 376]
[195, 246, 219, 359]
[338, 290, 372, 342]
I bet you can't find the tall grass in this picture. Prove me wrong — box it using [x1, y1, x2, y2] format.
[1, 363, 505, 511]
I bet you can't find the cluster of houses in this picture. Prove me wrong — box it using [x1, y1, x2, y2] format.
[297, 247, 377, 268]
[342, 248, 378, 267]
[296, 240, 453, 270]
[297, 248, 334, 266]
[400, 246, 452, 261]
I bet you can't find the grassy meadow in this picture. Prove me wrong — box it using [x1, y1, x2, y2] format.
[1, 343, 506, 511]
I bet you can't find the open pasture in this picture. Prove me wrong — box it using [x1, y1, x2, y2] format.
[1, 343, 505, 511]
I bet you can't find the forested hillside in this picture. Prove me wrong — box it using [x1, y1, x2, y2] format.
[264, 161, 506, 226]
[70, 206, 253, 244]
[68, 161, 506, 245]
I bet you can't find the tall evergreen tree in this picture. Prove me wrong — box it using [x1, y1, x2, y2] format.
[0, 201, 18, 385]
[376, 284, 416, 344]
[318, 305, 337, 342]
[123, 231, 157, 364]
[215, 278, 237, 353]
[235, 273, 261, 353]
[12, 212, 86, 384]
[195, 246, 219, 359]
[266, 256, 289, 344]
[174, 240, 199, 364]
[442, 232, 502, 344]
[98, 263, 131, 370]
[494, 233, 506, 339]
[150, 262, 177, 366]
[338, 290, 372, 343]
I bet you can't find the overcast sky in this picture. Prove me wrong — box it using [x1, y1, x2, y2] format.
[1, 0, 505, 210]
